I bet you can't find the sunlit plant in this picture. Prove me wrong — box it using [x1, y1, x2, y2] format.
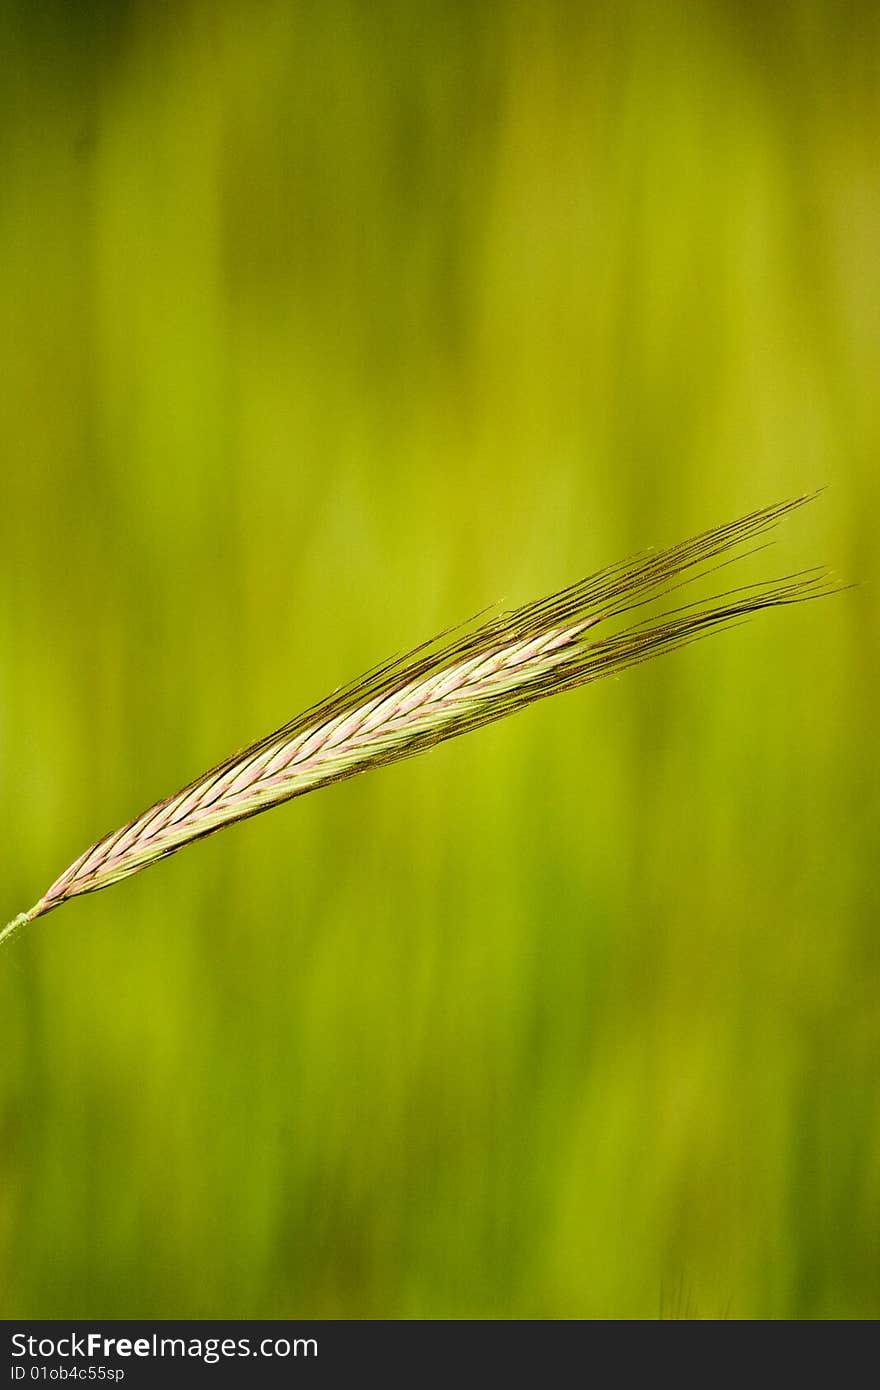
[1, 496, 835, 946]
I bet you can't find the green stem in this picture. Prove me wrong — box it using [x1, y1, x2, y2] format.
[0, 911, 33, 948]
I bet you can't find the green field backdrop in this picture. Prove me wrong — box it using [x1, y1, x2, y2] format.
[1, 0, 878, 1319]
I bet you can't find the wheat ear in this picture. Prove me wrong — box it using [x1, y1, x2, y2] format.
[1, 497, 836, 945]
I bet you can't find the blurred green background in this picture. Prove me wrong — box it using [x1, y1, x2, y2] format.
[1, 0, 877, 1319]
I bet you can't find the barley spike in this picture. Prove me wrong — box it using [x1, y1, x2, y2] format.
[2, 495, 838, 942]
